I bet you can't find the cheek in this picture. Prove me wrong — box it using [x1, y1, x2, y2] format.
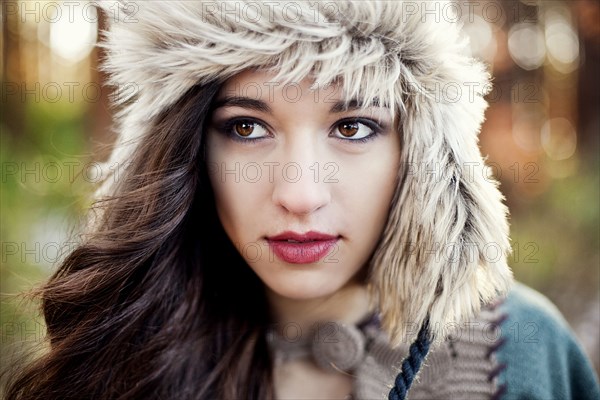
[205, 137, 270, 245]
[205, 136, 241, 241]
[340, 146, 400, 241]
[208, 174, 239, 238]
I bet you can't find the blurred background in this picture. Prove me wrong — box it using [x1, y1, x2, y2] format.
[1, 0, 599, 377]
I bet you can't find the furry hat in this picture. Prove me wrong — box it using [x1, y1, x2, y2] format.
[97, 0, 514, 346]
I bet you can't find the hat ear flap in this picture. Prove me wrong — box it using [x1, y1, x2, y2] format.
[369, 69, 514, 348]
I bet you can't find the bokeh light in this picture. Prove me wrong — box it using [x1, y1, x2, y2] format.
[508, 23, 546, 70]
[544, 9, 580, 73]
[541, 117, 578, 160]
[49, 3, 97, 63]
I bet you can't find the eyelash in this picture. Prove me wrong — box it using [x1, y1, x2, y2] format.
[217, 117, 384, 144]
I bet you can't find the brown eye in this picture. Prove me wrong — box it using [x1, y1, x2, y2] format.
[338, 122, 359, 137]
[225, 119, 269, 141]
[331, 120, 378, 141]
[235, 121, 255, 137]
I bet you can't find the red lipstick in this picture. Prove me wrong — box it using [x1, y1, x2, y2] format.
[266, 231, 339, 264]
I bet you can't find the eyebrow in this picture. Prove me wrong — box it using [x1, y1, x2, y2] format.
[212, 96, 272, 113]
[211, 96, 385, 113]
[329, 98, 383, 113]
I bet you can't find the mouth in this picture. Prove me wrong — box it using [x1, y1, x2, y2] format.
[265, 230, 341, 264]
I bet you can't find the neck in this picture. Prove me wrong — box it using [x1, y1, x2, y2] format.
[265, 281, 375, 334]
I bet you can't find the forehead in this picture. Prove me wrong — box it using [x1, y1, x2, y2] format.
[217, 69, 343, 101]
[215, 69, 393, 119]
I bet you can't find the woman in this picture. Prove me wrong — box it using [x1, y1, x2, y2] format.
[4, 1, 599, 399]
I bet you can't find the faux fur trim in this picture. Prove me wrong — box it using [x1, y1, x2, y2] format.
[96, 0, 514, 346]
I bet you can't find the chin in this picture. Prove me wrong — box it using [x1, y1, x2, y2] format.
[264, 273, 346, 301]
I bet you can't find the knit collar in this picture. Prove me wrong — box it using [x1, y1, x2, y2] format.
[266, 311, 381, 372]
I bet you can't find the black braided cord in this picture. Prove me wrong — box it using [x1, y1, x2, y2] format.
[388, 317, 432, 400]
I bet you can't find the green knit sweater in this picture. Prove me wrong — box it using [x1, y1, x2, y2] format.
[400, 281, 600, 399]
[494, 281, 600, 400]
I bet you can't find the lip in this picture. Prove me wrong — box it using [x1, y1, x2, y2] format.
[266, 230, 340, 264]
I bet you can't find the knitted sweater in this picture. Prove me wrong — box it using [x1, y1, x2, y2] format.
[267, 281, 600, 399]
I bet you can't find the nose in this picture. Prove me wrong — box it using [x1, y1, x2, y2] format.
[271, 140, 332, 216]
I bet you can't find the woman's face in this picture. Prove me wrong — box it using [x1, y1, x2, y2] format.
[205, 70, 401, 300]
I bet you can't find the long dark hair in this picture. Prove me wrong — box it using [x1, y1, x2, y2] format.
[3, 82, 275, 399]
